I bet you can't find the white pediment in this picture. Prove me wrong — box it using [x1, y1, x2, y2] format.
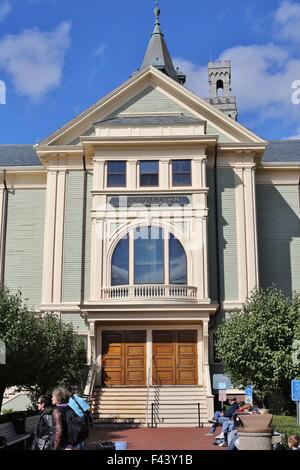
[37, 66, 266, 148]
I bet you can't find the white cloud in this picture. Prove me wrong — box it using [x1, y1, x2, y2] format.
[173, 1, 300, 138]
[176, 44, 300, 114]
[0, 0, 12, 22]
[93, 44, 107, 58]
[0, 21, 71, 101]
[285, 126, 300, 139]
[274, 0, 300, 42]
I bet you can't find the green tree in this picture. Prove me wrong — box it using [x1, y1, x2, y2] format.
[26, 314, 87, 401]
[0, 287, 86, 411]
[216, 287, 300, 410]
[0, 288, 41, 410]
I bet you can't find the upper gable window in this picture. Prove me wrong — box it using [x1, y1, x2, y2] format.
[172, 160, 192, 186]
[140, 161, 159, 187]
[107, 161, 127, 187]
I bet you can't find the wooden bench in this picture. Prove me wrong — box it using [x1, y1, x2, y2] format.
[0, 422, 31, 449]
[25, 415, 39, 436]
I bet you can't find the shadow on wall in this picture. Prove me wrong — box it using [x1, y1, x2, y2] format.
[256, 184, 300, 297]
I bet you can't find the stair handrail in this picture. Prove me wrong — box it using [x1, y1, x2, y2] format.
[84, 361, 100, 402]
[149, 402, 204, 428]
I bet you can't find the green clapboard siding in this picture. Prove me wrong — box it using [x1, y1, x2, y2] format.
[61, 313, 88, 333]
[257, 184, 300, 296]
[207, 167, 239, 301]
[63, 171, 93, 302]
[206, 123, 234, 143]
[207, 168, 218, 301]
[5, 188, 46, 309]
[110, 86, 194, 117]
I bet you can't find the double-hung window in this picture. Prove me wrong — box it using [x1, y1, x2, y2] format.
[107, 161, 126, 187]
[140, 161, 159, 187]
[172, 160, 192, 186]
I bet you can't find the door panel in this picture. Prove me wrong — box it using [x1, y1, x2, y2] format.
[152, 331, 175, 385]
[102, 331, 146, 386]
[176, 330, 198, 385]
[153, 330, 198, 385]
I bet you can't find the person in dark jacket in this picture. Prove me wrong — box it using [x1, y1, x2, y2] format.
[32, 395, 53, 450]
[206, 397, 240, 435]
[51, 387, 72, 450]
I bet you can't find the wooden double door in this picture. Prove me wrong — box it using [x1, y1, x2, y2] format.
[152, 330, 198, 386]
[102, 330, 198, 387]
[102, 331, 146, 387]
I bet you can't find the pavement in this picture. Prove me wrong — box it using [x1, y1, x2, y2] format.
[86, 426, 224, 451]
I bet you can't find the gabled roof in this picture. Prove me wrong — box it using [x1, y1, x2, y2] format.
[263, 140, 300, 163]
[38, 66, 265, 147]
[0, 145, 41, 167]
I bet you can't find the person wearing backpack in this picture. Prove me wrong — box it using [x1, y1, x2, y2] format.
[67, 386, 91, 449]
[51, 387, 73, 450]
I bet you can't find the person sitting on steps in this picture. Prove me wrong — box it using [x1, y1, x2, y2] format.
[205, 397, 240, 436]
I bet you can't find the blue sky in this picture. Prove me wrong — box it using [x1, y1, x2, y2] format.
[0, 0, 300, 143]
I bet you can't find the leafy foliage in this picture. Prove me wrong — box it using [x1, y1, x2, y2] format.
[216, 287, 300, 406]
[0, 287, 86, 409]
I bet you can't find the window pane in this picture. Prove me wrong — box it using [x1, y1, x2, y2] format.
[173, 173, 191, 186]
[111, 236, 129, 285]
[134, 227, 164, 284]
[108, 174, 126, 187]
[140, 161, 158, 173]
[173, 160, 191, 173]
[140, 174, 159, 186]
[169, 234, 187, 284]
[108, 161, 126, 173]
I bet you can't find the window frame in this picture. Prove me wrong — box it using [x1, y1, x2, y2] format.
[106, 160, 127, 188]
[139, 160, 159, 188]
[172, 159, 192, 187]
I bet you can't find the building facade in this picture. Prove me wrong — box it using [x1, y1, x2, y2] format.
[0, 6, 299, 424]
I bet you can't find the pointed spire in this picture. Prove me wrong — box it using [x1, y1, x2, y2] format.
[141, 1, 185, 84]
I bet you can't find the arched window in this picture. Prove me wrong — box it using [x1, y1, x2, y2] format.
[169, 234, 187, 285]
[111, 227, 187, 286]
[111, 234, 129, 286]
[216, 79, 224, 97]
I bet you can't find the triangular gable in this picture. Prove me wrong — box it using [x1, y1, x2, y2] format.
[38, 66, 265, 147]
[108, 86, 194, 118]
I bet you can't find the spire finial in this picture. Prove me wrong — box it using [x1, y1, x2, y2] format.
[154, 1, 160, 25]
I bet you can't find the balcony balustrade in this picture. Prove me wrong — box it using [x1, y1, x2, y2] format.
[101, 285, 198, 302]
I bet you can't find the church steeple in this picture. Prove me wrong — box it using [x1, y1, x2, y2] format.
[141, 1, 186, 85]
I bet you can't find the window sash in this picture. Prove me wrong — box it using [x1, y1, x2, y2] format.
[107, 161, 126, 187]
[172, 160, 192, 186]
[140, 161, 159, 187]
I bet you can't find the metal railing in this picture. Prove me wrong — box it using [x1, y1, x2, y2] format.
[102, 285, 197, 301]
[150, 402, 203, 428]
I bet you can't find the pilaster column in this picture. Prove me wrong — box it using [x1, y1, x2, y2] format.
[128, 160, 137, 189]
[235, 164, 259, 301]
[203, 319, 214, 418]
[160, 160, 169, 189]
[93, 160, 105, 190]
[90, 219, 103, 301]
[202, 320, 212, 395]
[53, 170, 66, 304]
[42, 171, 58, 305]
